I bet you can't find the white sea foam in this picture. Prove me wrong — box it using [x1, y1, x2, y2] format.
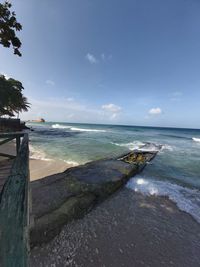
[160, 144, 174, 152]
[63, 159, 79, 166]
[52, 124, 106, 132]
[111, 141, 146, 150]
[137, 143, 163, 152]
[52, 124, 71, 129]
[192, 137, 200, 143]
[30, 143, 80, 166]
[111, 141, 164, 152]
[127, 177, 200, 223]
[29, 144, 52, 161]
[70, 127, 106, 132]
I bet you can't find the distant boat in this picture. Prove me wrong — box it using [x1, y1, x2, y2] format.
[30, 118, 45, 123]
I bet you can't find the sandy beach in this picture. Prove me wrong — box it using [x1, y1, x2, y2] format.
[0, 141, 73, 181]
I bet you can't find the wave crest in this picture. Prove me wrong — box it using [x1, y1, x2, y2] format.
[52, 124, 106, 132]
[127, 177, 200, 223]
[70, 127, 106, 132]
[111, 141, 163, 152]
[52, 124, 71, 129]
[29, 144, 52, 161]
[192, 137, 200, 142]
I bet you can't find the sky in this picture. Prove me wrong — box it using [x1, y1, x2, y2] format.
[1, 0, 200, 128]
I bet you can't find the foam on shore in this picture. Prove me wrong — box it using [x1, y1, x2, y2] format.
[127, 176, 200, 224]
[29, 144, 52, 161]
[63, 159, 79, 166]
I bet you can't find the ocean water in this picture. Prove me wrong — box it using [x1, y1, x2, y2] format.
[27, 122, 200, 223]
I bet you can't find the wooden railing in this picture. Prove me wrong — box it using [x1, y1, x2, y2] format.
[0, 133, 30, 267]
[0, 132, 25, 159]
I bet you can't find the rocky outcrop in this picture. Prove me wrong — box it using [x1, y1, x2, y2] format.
[30, 151, 158, 247]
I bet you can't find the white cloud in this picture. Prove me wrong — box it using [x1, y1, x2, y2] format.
[101, 103, 122, 120]
[110, 113, 118, 120]
[86, 53, 98, 64]
[46, 80, 55, 86]
[86, 53, 112, 64]
[102, 103, 122, 113]
[20, 97, 115, 123]
[148, 107, 162, 115]
[101, 53, 112, 61]
[20, 97, 124, 123]
[170, 91, 182, 102]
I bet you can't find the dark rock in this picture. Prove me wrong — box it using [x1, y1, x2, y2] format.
[30, 151, 158, 247]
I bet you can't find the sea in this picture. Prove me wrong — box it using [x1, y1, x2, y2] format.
[27, 122, 200, 224]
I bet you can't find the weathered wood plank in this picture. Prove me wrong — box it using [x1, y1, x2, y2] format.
[16, 136, 21, 154]
[0, 137, 15, 146]
[0, 132, 24, 139]
[0, 162, 13, 193]
[0, 152, 16, 159]
[0, 134, 30, 267]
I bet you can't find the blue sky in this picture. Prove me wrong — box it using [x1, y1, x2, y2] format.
[1, 0, 200, 128]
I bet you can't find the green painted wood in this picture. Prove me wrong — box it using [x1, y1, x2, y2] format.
[0, 134, 30, 267]
[16, 136, 21, 155]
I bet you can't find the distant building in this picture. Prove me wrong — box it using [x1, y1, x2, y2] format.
[31, 118, 45, 123]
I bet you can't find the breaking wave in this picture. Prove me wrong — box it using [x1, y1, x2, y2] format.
[127, 177, 200, 224]
[111, 141, 169, 152]
[30, 144, 80, 166]
[160, 144, 174, 152]
[52, 124, 106, 132]
[29, 144, 52, 161]
[192, 137, 200, 143]
[111, 141, 146, 150]
[52, 124, 71, 129]
[70, 127, 106, 132]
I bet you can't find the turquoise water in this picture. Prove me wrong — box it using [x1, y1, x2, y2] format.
[28, 122, 200, 222]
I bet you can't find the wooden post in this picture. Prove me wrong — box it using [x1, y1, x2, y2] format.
[16, 135, 21, 155]
[0, 132, 24, 159]
[0, 134, 30, 267]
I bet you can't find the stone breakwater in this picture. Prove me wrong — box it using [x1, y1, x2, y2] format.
[30, 151, 158, 247]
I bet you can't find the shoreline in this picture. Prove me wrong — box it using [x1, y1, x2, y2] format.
[0, 142, 73, 181]
[29, 158, 72, 181]
[1, 138, 200, 266]
[31, 189, 200, 267]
